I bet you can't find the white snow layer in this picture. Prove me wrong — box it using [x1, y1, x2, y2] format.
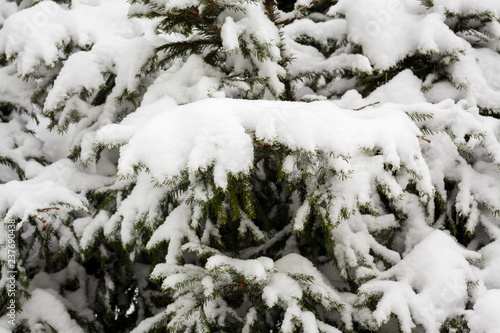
[97, 98, 428, 190]
[330, 0, 469, 70]
[0, 159, 113, 224]
[0, 0, 16, 26]
[359, 230, 483, 333]
[16, 288, 85, 333]
[93, 94, 499, 331]
[1, 0, 500, 332]
[468, 289, 500, 333]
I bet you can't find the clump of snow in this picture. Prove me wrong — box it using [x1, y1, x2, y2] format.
[242, 308, 257, 333]
[99, 98, 428, 192]
[238, 216, 266, 242]
[359, 230, 482, 332]
[330, 213, 401, 280]
[104, 172, 168, 245]
[146, 203, 197, 265]
[478, 240, 500, 289]
[365, 70, 427, 105]
[0, 179, 88, 224]
[0, 158, 115, 227]
[16, 288, 86, 333]
[262, 272, 302, 307]
[330, 0, 468, 70]
[141, 55, 224, 106]
[0, 66, 36, 116]
[110, 99, 257, 188]
[75, 210, 109, 250]
[0, 0, 16, 26]
[206, 255, 274, 282]
[262, 258, 345, 333]
[0, 118, 44, 182]
[467, 289, 500, 333]
[292, 200, 310, 232]
[431, 0, 500, 15]
[284, 18, 347, 44]
[283, 16, 373, 80]
[129, 311, 166, 333]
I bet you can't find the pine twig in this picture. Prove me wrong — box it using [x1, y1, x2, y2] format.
[417, 136, 431, 143]
[353, 102, 380, 111]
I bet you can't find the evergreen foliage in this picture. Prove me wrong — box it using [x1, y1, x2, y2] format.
[1, 0, 500, 332]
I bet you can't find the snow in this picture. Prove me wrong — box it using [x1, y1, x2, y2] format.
[365, 70, 427, 105]
[0, 157, 115, 228]
[284, 17, 347, 44]
[262, 272, 302, 307]
[300, 311, 319, 333]
[0, 179, 87, 225]
[44, 50, 107, 111]
[75, 210, 109, 250]
[206, 255, 273, 282]
[140, 56, 224, 106]
[328, 0, 500, 112]
[431, 0, 500, 14]
[292, 200, 310, 232]
[0, 0, 16, 26]
[359, 230, 482, 332]
[425, 81, 463, 103]
[118, 101, 254, 188]
[330, 0, 465, 69]
[238, 217, 266, 241]
[92, 93, 499, 332]
[288, 52, 373, 78]
[98, 98, 428, 191]
[467, 289, 500, 333]
[276, 253, 346, 303]
[242, 307, 257, 333]
[1, 0, 500, 332]
[105, 172, 167, 244]
[0, 118, 44, 182]
[274, 253, 353, 330]
[201, 275, 214, 297]
[0, 0, 135, 74]
[221, 16, 242, 52]
[331, 213, 401, 280]
[0, 0, 157, 166]
[478, 240, 500, 289]
[146, 203, 197, 264]
[130, 311, 166, 333]
[16, 289, 85, 333]
[163, 0, 199, 11]
[0, 66, 36, 115]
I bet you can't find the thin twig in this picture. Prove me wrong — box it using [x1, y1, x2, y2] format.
[36, 207, 60, 213]
[418, 136, 431, 143]
[353, 102, 380, 111]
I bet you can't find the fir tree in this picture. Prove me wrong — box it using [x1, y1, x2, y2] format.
[0, 1, 500, 333]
